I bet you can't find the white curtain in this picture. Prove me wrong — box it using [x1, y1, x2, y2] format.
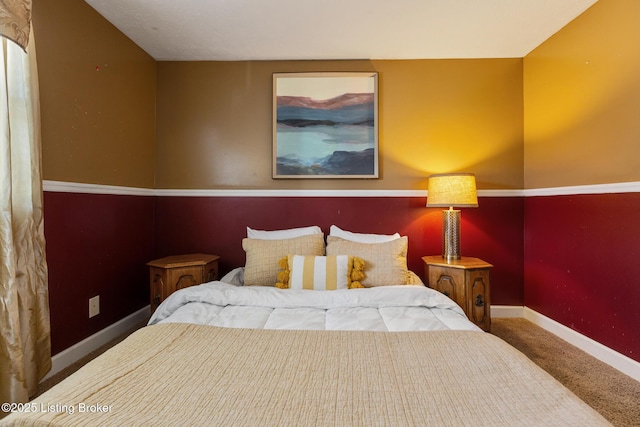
[0, 26, 50, 405]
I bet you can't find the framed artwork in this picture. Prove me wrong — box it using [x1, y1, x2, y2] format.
[273, 72, 378, 179]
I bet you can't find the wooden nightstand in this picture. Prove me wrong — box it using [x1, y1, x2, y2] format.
[147, 253, 220, 313]
[422, 256, 492, 332]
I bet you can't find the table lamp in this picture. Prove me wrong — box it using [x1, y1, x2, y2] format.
[427, 173, 478, 260]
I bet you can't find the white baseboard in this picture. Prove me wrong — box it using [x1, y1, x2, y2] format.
[491, 305, 525, 318]
[491, 305, 640, 383]
[41, 306, 150, 382]
[523, 307, 640, 383]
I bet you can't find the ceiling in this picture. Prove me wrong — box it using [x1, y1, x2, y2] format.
[84, 0, 598, 61]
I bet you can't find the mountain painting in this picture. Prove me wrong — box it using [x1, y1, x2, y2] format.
[273, 73, 378, 178]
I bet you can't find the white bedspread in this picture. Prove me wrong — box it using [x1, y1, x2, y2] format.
[148, 281, 481, 332]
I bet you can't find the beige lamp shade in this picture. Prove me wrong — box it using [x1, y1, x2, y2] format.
[427, 173, 478, 208]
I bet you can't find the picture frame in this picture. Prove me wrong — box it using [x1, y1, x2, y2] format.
[273, 72, 378, 179]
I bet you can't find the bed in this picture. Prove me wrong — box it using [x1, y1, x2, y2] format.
[0, 226, 610, 426]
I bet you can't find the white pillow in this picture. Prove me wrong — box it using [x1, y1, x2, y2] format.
[247, 225, 323, 240]
[220, 267, 244, 286]
[329, 225, 400, 244]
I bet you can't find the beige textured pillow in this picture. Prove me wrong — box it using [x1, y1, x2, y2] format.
[326, 235, 409, 287]
[242, 234, 325, 286]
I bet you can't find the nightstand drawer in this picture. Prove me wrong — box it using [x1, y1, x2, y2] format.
[428, 265, 466, 310]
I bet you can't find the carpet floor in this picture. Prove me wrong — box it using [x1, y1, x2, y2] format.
[36, 318, 640, 426]
[491, 318, 640, 427]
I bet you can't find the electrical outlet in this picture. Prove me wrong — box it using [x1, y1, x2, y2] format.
[89, 295, 100, 318]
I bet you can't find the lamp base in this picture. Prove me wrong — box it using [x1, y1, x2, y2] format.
[442, 209, 461, 261]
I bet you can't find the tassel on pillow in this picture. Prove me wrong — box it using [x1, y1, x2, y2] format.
[275, 256, 290, 289]
[348, 256, 366, 289]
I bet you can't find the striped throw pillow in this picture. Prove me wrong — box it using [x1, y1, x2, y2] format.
[277, 255, 365, 290]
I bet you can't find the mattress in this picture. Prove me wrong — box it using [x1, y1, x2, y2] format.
[0, 323, 610, 426]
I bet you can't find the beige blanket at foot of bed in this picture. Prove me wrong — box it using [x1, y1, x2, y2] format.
[1, 323, 610, 426]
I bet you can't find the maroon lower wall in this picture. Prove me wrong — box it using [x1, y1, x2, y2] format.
[524, 192, 640, 363]
[42, 188, 640, 365]
[44, 192, 154, 355]
[153, 196, 524, 305]
[42, 191, 525, 355]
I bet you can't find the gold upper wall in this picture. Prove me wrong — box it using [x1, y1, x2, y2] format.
[38, 0, 640, 191]
[32, 0, 156, 188]
[32, 0, 640, 192]
[156, 59, 523, 190]
[31, 0, 523, 191]
[523, 0, 640, 189]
